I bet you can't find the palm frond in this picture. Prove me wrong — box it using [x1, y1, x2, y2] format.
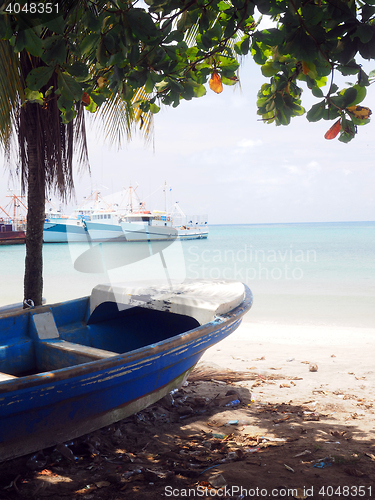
[17, 53, 89, 201]
[0, 40, 23, 148]
[94, 89, 154, 147]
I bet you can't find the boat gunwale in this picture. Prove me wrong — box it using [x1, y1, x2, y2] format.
[0, 286, 253, 393]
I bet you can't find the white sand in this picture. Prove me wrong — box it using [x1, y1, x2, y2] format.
[201, 321, 375, 402]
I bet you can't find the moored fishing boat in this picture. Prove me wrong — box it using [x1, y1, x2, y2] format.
[0, 222, 25, 245]
[0, 193, 27, 245]
[43, 191, 114, 243]
[0, 279, 252, 462]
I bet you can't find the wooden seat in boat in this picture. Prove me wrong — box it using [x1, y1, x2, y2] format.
[32, 311, 117, 371]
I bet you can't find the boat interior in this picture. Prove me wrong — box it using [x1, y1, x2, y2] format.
[0, 280, 246, 382]
[0, 297, 200, 380]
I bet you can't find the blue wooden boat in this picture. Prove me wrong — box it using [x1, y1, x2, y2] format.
[0, 280, 252, 462]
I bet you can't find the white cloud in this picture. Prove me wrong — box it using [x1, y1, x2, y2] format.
[237, 138, 263, 148]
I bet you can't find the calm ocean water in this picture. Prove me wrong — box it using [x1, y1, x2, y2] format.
[1, 221, 374, 327]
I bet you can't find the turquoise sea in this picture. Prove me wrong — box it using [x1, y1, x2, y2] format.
[1, 221, 374, 328]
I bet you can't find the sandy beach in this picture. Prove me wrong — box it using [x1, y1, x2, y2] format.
[1, 318, 374, 499]
[202, 320, 375, 400]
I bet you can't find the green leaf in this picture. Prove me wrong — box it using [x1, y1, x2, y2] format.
[355, 24, 374, 44]
[81, 33, 101, 56]
[301, 4, 323, 25]
[338, 120, 356, 143]
[145, 73, 155, 94]
[337, 61, 361, 76]
[13, 31, 26, 52]
[91, 92, 107, 106]
[218, 1, 231, 10]
[57, 94, 73, 112]
[66, 62, 89, 81]
[26, 66, 54, 91]
[24, 88, 44, 105]
[85, 97, 98, 113]
[42, 36, 66, 65]
[61, 107, 77, 124]
[329, 83, 339, 94]
[44, 16, 65, 34]
[261, 61, 278, 77]
[82, 10, 102, 31]
[257, 28, 284, 46]
[311, 86, 324, 98]
[358, 68, 370, 87]
[184, 80, 206, 97]
[57, 71, 82, 101]
[127, 8, 159, 40]
[362, 4, 375, 22]
[199, 10, 210, 33]
[336, 36, 358, 65]
[339, 87, 358, 107]
[347, 85, 367, 106]
[177, 11, 193, 31]
[164, 30, 184, 44]
[149, 102, 160, 113]
[306, 101, 325, 122]
[323, 106, 341, 120]
[26, 30, 43, 56]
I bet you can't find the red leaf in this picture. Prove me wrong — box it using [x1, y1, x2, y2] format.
[82, 92, 91, 106]
[324, 118, 341, 140]
[209, 71, 223, 94]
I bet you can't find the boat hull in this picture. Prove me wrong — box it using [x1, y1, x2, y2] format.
[178, 228, 208, 240]
[43, 221, 89, 243]
[0, 230, 25, 245]
[121, 222, 208, 241]
[0, 281, 252, 461]
[84, 220, 126, 242]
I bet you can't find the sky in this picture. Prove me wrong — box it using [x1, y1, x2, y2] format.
[1, 57, 374, 225]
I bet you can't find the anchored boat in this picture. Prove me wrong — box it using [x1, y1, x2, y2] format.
[0, 279, 252, 462]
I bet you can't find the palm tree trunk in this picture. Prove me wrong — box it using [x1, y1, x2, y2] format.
[23, 104, 45, 307]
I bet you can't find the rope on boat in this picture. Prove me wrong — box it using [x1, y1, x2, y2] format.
[23, 299, 35, 308]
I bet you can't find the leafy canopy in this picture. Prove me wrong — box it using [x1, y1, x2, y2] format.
[0, 0, 374, 143]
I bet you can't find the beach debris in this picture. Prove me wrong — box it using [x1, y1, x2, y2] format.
[225, 399, 241, 407]
[95, 480, 111, 488]
[26, 451, 47, 470]
[313, 457, 333, 468]
[273, 415, 290, 424]
[344, 467, 366, 477]
[55, 443, 79, 462]
[365, 453, 375, 461]
[262, 437, 287, 443]
[209, 474, 227, 488]
[225, 450, 243, 462]
[292, 488, 308, 499]
[287, 358, 295, 362]
[309, 363, 318, 372]
[284, 464, 295, 472]
[293, 450, 312, 458]
[331, 430, 347, 437]
[303, 413, 320, 421]
[279, 383, 291, 388]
